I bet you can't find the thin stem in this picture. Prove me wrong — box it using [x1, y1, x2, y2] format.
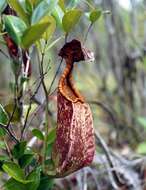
[3, 138, 13, 160]
[0, 49, 9, 58]
[46, 36, 64, 51]
[3, 98, 19, 143]
[81, 0, 95, 9]
[89, 100, 118, 129]
[6, 98, 17, 128]
[37, 40, 51, 169]
[95, 131, 121, 189]
[89, 100, 123, 187]
[65, 33, 68, 43]
[48, 58, 63, 95]
[0, 124, 19, 143]
[84, 23, 93, 44]
[21, 76, 45, 140]
[20, 102, 32, 140]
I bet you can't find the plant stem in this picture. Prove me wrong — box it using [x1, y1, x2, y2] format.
[81, 0, 95, 9]
[3, 138, 13, 161]
[84, 23, 93, 44]
[38, 40, 51, 170]
[48, 58, 63, 95]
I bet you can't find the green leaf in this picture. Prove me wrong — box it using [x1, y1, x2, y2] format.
[26, 168, 41, 190]
[0, 155, 9, 161]
[0, 0, 7, 13]
[25, 0, 33, 15]
[32, 0, 42, 7]
[0, 104, 9, 125]
[12, 141, 27, 159]
[37, 174, 54, 190]
[42, 16, 56, 40]
[58, 0, 66, 13]
[137, 117, 146, 129]
[32, 129, 44, 140]
[17, 0, 26, 10]
[4, 178, 26, 190]
[137, 142, 146, 154]
[62, 9, 82, 33]
[3, 15, 27, 45]
[0, 141, 6, 149]
[31, 0, 58, 24]
[5, 103, 21, 123]
[2, 162, 28, 183]
[7, 0, 29, 25]
[0, 127, 6, 137]
[47, 128, 56, 144]
[46, 143, 53, 156]
[46, 35, 64, 50]
[21, 20, 50, 48]
[52, 5, 64, 29]
[19, 154, 34, 168]
[0, 155, 9, 171]
[89, 9, 101, 23]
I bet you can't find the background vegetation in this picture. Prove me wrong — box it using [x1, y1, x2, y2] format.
[0, 0, 146, 189]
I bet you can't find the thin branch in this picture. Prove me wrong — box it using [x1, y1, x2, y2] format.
[95, 131, 122, 189]
[6, 98, 17, 128]
[81, 0, 95, 9]
[84, 23, 93, 44]
[89, 100, 124, 187]
[37, 40, 52, 169]
[0, 49, 9, 59]
[90, 100, 139, 185]
[2, 98, 20, 143]
[20, 102, 32, 140]
[20, 54, 51, 139]
[48, 58, 63, 95]
[3, 138, 13, 160]
[20, 76, 44, 140]
[0, 124, 19, 143]
[89, 100, 118, 129]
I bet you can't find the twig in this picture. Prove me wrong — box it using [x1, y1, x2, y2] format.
[22, 67, 50, 99]
[20, 55, 51, 139]
[48, 58, 63, 95]
[3, 138, 13, 160]
[0, 49, 9, 59]
[2, 98, 19, 143]
[89, 100, 118, 129]
[0, 124, 19, 143]
[95, 130, 121, 189]
[20, 74, 45, 140]
[20, 102, 32, 140]
[46, 36, 64, 51]
[65, 33, 68, 43]
[37, 40, 52, 169]
[81, 0, 95, 9]
[84, 23, 93, 44]
[6, 98, 17, 128]
[89, 100, 123, 187]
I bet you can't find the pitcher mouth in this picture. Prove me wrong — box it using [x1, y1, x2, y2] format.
[58, 39, 95, 63]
